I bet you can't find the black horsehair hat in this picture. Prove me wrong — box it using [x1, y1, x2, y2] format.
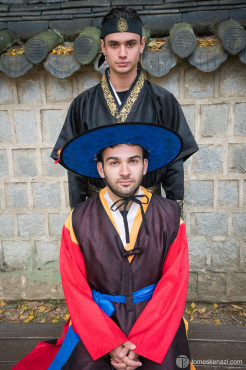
[59, 123, 182, 178]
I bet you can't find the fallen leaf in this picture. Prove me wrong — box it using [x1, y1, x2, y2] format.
[0, 300, 7, 307]
[147, 39, 166, 51]
[28, 301, 42, 309]
[188, 307, 197, 315]
[29, 310, 34, 316]
[51, 44, 73, 55]
[214, 319, 220, 325]
[39, 306, 46, 313]
[22, 305, 28, 311]
[20, 314, 29, 320]
[23, 316, 34, 323]
[231, 305, 243, 310]
[6, 47, 25, 55]
[63, 314, 70, 321]
[45, 306, 57, 313]
[0, 309, 3, 314]
[198, 307, 206, 314]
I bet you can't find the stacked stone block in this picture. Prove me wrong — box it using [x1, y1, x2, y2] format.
[0, 58, 245, 301]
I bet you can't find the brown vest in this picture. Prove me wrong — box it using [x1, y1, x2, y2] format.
[72, 194, 180, 336]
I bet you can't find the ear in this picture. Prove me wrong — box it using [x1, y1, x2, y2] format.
[140, 36, 145, 54]
[97, 162, 105, 178]
[101, 39, 106, 55]
[143, 158, 148, 175]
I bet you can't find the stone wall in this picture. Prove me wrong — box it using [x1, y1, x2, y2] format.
[0, 56, 245, 302]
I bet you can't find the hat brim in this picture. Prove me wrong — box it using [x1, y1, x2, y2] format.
[60, 123, 183, 178]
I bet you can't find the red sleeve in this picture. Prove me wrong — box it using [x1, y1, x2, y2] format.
[60, 212, 127, 361]
[128, 222, 189, 364]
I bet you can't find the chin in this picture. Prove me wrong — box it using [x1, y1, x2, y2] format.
[117, 186, 138, 197]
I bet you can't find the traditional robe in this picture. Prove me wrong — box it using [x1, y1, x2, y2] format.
[14, 187, 191, 369]
[51, 69, 199, 207]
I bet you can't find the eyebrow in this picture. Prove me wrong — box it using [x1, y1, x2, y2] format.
[107, 39, 138, 44]
[105, 155, 142, 162]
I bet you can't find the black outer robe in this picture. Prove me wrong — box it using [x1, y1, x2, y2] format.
[51, 69, 199, 207]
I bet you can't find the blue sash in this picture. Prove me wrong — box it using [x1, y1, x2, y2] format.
[48, 283, 157, 369]
[92, 282, 157, 317]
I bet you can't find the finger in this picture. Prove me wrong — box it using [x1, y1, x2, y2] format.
[126, 365, 141, 370]
[120, 356, 142, 368]
[110, 345, 125, 362]
[127, 350, 139, 361]
[110, 358, 127, 369]
[118, 345, 130, 359]
[122, 341, 136, 351]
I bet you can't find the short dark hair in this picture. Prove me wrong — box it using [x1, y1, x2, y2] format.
[101, 7, 142, 26]
[96, 143, 149, 164]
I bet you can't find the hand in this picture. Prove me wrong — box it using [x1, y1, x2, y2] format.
[109, 341, 142, 369]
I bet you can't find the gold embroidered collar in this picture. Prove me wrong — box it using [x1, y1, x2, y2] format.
[101, 69, 145, 122]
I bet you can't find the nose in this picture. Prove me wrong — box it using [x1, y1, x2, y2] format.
[119, 44, 127, 58]
[119, 162, 130, 177]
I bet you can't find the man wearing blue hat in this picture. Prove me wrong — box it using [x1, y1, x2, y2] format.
[51, 7, 199, 214]
[16, 123, 193, 369]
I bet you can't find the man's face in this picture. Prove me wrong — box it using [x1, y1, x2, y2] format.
[97, 144, 148, 199]
[101, 32, 145, 76]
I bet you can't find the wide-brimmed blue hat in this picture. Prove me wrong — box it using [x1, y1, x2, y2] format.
[59, 123, 182, 178]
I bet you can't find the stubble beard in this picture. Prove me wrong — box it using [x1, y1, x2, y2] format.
[106, 176, 142, 198]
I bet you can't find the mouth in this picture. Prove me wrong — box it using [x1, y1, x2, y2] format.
[118, 180, 133, 186]
[117, 62, 129, 67]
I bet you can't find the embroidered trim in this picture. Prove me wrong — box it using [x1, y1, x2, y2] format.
[101, 71, 145, 122]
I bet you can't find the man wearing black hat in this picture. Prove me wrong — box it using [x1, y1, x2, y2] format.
[51, 7, 199, 212]
[16, 123, 194, 369]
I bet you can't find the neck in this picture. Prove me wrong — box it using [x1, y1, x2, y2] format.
[109, 68, 138, 92]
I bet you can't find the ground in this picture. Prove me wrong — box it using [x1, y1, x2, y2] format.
[0, 300, 245, 326]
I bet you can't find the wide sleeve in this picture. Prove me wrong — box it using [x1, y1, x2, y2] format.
[151, 83, 199, 162]
[161, 158, 184, 200]
[67, 170, 88, 207]
[128, 221, 189, 364]
[166, 95, 199, 161]
[60, 211, 128, 360]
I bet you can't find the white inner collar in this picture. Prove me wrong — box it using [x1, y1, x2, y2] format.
[104, 187, 143, 247]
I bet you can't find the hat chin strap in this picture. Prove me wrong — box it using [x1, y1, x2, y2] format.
[106, 179, 150, 244]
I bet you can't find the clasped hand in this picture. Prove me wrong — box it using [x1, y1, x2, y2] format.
[109, 340, 142, 369]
